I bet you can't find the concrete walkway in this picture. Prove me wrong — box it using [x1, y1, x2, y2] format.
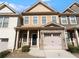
[6, 50, 40, 58]
[29, 48, 76, 58]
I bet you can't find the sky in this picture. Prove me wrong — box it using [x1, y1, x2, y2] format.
[0, 0, 79, 12]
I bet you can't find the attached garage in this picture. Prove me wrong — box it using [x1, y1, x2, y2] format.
[0, 38, 8, 52]
[40, 23, 67, 50]
[43, 33, 62, 50]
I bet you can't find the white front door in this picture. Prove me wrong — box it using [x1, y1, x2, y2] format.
[44, 33, 62, 50]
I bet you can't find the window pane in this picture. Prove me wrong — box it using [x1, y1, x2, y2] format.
[52, 16, 56, 23]
[0, 17, 3, 27]
[3, 17, 9, 28]
[1, 38, 8, 42]
[61, 16, 68, 24]
[24, 16, 29, 24]
[70, 16, 77, 24]
[42, 16, 46, 25]
[33, 16, 38, 24]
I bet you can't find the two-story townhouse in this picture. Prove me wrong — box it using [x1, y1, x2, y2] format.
[1, 1, 79, 52]
[15, 1, 67, 50]
[0, 3, 18, 52]
[59, 3, 79, 47]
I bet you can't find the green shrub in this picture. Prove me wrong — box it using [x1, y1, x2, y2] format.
[67, 45, 79, 53]
[22, 45, 30, 52]
[0, 50, 11, 58]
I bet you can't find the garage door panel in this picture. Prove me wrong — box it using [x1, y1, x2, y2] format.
[44, 33, 62, 50]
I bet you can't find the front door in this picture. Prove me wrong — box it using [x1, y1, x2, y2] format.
[32, 33, 37, 46]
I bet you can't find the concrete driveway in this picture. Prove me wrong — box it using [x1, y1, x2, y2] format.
[29, 49, 76, 58]
[6, 48, 76, 58]
[43, 50, 76, 58]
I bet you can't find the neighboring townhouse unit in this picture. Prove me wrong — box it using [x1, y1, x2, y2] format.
[15, 1, 67, 50]
[0, 3, 18, 52]
[59, 3, 79, 47]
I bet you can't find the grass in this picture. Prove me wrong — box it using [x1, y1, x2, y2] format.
[0, 50, 11, 58]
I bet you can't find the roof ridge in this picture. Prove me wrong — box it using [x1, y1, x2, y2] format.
[22, 1, 58, 13]
[0, 2, 17, 14]
[63, 2, 79, 13]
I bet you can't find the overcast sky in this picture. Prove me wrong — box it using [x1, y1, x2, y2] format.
[0, 0, 79, 12]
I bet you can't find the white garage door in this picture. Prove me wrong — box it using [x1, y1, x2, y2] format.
[44, 33, 62, 50]
[0, 38, 8, 52]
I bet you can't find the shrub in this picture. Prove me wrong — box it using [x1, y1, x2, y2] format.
[67, 45, 79, 53]
[22, 45, 30, 52]
[0, 50, 11, 58]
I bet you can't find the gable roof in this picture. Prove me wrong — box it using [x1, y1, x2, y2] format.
[0, 3, 16, 13]
[23, 1, 58, 14]
[42, 22, 64, 28]
[63, 2, 79, 14]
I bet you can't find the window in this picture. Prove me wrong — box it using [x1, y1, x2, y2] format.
[42, 16, 46, 25]
[3, 17, 9, 27]
[52, 16, 56, 23]
[44, 33, 51, 37]
[53, 33, 60, 36]
[0, 16, 9, 28]
[24, 16, 29, 24]
[1, 38, 8, 42]
[33, 16, 38, 24]
[61, 16, 68, 25]
[70, 16, 77, 24]
[0, 17, 3, 27]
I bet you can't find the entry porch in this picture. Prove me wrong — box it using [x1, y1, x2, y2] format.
[66, 26, 79, 47]
[14, 29, 40, 50]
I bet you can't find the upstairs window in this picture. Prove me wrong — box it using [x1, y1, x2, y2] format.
[0, 17, 3, 27]
[33, 16, 38, 25]
[42, 16, 46, 25]
[61, 16, 68, 25]
[3, 17, 9, 27]
[24, 16, 29, 24]
[69, 16, 77, 24]
[0, 16, 9, 28]
[51, 16, 56, 23]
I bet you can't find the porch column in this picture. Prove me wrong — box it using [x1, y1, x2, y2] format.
[15, 30, 19, 50]
[27, 30, 29, 45]
[37, 30, 40, 48]
[64, 31, 68, 49]
[75, 29, 79, 45]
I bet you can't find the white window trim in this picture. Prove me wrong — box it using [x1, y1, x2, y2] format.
[0, 17, 9, 28]
[3, 17, 9, 28]
[0, 17, 3, 28]
[0, 17, 4, 28]
[51, 16, 57, 23]
[69, 16, 77, 24]
[42, 16, 47, 25]
[23, 16, 29, 25]
[61, 16, 68, 25]
[33, 16, 38, 25]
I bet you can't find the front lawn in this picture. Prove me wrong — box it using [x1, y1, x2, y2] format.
[67, 45, 79, 58]
[67, 45, 79, 53]
[0, 50, 11, 58]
